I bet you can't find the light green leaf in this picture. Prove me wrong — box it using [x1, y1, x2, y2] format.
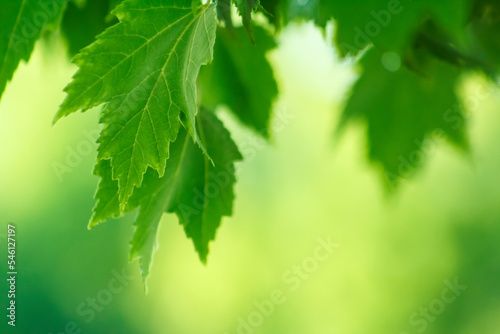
[199, 26, 278, 136]
[130, 109, 241, 280]
[55, 0, 218, 208]
[0, 0, 66, 100]
[89, 159, 120, 228]
[92, 109, 242, 281]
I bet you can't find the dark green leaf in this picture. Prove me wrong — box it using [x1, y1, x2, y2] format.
[468, 0, 500, 74]
[260, 0, 281, 28]
[235, 0, 260, 43]
[61, 0, 118, 56]
[339, 48, 468, 186]
[323, 0, 467, 56]
[0, 0, 66, 100]
[217, 0, 234, 32]
[199, 26, 278, 136]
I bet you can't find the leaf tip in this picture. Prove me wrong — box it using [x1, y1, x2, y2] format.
[87, 216, 100, 230]
[52, 111, 63, 126]
[199, 253, 208, 265]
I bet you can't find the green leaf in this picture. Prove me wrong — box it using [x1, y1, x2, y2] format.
[89, 159, 120, 228]
[92, 109, 242, 281]
[199, 26, 278, 136]
[283, 0, 323, 25]
[339, 48, 468, 186]
[55, 0, 218, 208]
[61, 0, 117, 57]
[468, 0, 500, 74]
[235, 0, 260, 43]
[0, 0, 66, 100]
[108, 0, 123, 11]
[217, 0, 234, 32]
[323, 0, 468, 56]
[260, 0, 281, 28]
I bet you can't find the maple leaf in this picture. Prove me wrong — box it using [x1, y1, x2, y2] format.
[0, 0, 65, 100]
[235, 0, 260, 43]
[320, 0, 467, 56]
[54, 0, 218, 209]
[90, 159, 121, 227]
[339, 48, 468, 186]
[91, 109, 242, 282]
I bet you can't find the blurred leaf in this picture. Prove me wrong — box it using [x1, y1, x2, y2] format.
[71, 0, 86, 8]
[438, 221, 500, 333]
[413, 20, 469, 67]
[199, 26, 278, 136]
[109, 0, 123, 10]
[217, 0, 234, 32]
[260, 0, 281, 28]
[339, 48, 468, 186]
[258, 0, 328, 28]
[0, 0, 66, 100]
[323, 0, 468, 56]
[468, 0, 500, 74]
[61, 0, 118, 56]
[235, 0, 260, 43]
[54, 0, 217, 209]
[283, 0, 324, 25]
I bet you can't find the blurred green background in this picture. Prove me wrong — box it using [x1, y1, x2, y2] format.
[1, 22, 500, 334]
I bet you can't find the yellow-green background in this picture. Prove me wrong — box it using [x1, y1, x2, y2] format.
[1, 22, 500, 334]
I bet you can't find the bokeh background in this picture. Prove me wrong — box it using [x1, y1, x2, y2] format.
[1, 21, 500, 334]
